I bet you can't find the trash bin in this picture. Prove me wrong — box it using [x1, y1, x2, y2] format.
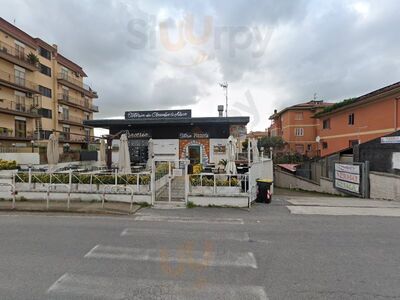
[256, 179, 273, 203]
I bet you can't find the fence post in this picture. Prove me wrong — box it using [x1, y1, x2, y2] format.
[151, 158, 155, 205]
[28, 167, 32, 188]
[12, 173, 16, 209]
[184, 160, 188, 204]
[69, 168, 72, 191]
[90, 173, 93, 192]
[114, 169, 118, 185]
[136, 173, 140, 192]
[168, 162, 172, 202]
[213, 174, 216, 195]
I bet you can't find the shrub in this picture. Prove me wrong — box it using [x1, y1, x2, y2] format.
[0, 159, 17, 170]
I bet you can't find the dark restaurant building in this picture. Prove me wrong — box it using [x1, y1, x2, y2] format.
[84, 109, 249, 166]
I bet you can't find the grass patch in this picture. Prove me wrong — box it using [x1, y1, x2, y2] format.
[186, 201, 196, 208]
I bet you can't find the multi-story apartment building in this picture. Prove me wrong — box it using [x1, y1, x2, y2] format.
[0, 17, 98, 151]
[268, 100, 333, 157]
[316, 81, 400, 157]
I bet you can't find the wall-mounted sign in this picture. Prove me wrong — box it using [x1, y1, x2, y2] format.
[213, 145, 226, 154]
[381, 136, 400, 144]
[126, 131, 151, 139]
[230, 125, 247, 138]
[179, 132, 209, 139]
[334, 163, 361, 195]
[125, 109, 191, 120]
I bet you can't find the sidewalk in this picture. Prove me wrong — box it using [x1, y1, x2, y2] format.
[0, 200, 141, 216]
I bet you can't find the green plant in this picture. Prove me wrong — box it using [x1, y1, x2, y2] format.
[193, 164, 203, 174]
[26, 52, 39, 66]
[314, 98, 358, 117]
[0, 159, 17, 170]
[186, 201, 196, 208]
[218, 159, 227, 167]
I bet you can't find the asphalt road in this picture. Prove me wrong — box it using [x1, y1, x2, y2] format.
[0, 198, 400, 299]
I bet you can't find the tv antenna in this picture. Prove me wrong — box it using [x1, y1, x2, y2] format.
[219, 82, 228, 117]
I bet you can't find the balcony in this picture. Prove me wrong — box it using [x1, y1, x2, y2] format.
[58, 114, 93, 128]
[0, 96, 41, 118]
[0, 127, 34, 141]
[57, 73, 98, 98]
[0, 70, 39, 94]
[0, 41, 40, 72]
[57, 93, 99, 112]
[59, 132, 93, 144]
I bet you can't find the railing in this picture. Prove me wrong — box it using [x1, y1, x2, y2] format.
[0, 41, 38, 67]
[59, 132, 92, 143]
[189, 173, 249, 194]
[0, 97, 41, 116]
[0, 69, 38, 91]
[14, 170, 152, 194]
[57, 93, 99, 112]
[57, 73, 97, 95]
[0, 128, 35, 140]
[59, 114, 85, 124]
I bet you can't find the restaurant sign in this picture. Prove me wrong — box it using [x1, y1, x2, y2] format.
[381, 136, 400, 144]
[125, 130, 151, 139]
[179, 132, 209, 139]
[125, 109, 191, 120]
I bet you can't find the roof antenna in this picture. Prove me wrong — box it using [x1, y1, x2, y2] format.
[313, 93, 317, 101]
[219, 82, 228, 117]
[13, 19, 16, 25]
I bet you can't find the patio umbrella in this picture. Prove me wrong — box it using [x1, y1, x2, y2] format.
[252, 138, 260, 163]
[225, 135, 237, 175]
[98, 139, 106, 166]
[47, 134, 59, 172]
[118, 133, 131, 174]
[146, 138, 154, 170]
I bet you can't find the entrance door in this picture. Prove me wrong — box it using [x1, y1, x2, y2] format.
[188, 145, 201, 165]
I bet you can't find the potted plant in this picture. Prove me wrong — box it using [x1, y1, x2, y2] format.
[26, 52, 39, 66]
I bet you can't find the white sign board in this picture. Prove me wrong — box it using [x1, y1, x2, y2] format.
[334, 163, 361, 195]
[393, 152, 400, 170]
[381, 136, 400, 144]
[335, 179, 360, 194]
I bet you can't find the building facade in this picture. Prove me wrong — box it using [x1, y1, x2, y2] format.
[316, 82, 400, 157]
[268, 101, 333, 157]
[0, 17, 98, 151]
[85, 109, 249, 166]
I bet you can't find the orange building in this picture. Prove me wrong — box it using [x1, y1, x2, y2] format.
[316, 82, 400, 157]
[268, 101, 333, 157]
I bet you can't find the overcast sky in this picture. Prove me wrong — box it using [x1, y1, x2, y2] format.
[2, 0, 400, 131]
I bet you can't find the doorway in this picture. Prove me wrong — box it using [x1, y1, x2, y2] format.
[188, 145, 201, 165]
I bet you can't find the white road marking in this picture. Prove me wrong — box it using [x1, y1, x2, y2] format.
[134, 215, 244, 224]
[287, 198, 400, 208]
[287, 206, 400, 217]
[121, 227, 250, 241]
[47, 273, 268, 300]
[84, 244, 258, 269]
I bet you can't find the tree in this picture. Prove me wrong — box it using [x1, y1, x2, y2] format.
[258, 136, 285, 150]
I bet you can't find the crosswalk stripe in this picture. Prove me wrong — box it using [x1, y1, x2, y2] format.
[134, 215, 244, 224]
[47, 273, 268, 300]
[84, 244, 258, 269]
[121, 227, 250, 241]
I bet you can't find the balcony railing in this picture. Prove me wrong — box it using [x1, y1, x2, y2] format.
[57, 73, 97, 97]
[0, 97, 41, 117]
[0, 70, 38, 92]
[0, 127, 34, 140]
[59, 114, 85, 124]
[0, 41, 39, 71]
[59, 132, 93, 143]
[57, 93, 99, 112]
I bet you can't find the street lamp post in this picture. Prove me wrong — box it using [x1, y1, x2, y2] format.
[30, 140, 34, 153]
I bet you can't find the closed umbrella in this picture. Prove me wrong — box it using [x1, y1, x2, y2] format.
[225, 135, 237, 175]
[47, 134, 59, 172]
[146, 138, 154, 170]
[252, 138, 260, 163]
[98, 139, 106, 166]
[118, 134, 131, 174]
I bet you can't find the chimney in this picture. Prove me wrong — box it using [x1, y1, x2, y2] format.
[274, 109, 277, 114]
[218, 105, 224, 117]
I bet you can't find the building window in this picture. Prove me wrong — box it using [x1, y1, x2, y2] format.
[348, 113, 355, 125]
[39, 64, 51, 77]
[307, 144, 312, 151]
[62, 107, 69, 120]
[14, 67, 25, 86]
[39, 85, 52, 98]
[62, 126, 70, 140]
[14, 43, 25, 59]
[61, 68, 68, 80]
[39, 47, 51, 60]
[295, 112, 303, 120]
[322, 142, 328, 149]
[38, 108, 52, 119]
[323, 119, 330, 129]
[15, 119, 26, 138]
[294, 128, 304, 136]
[295, 144, 304, 154]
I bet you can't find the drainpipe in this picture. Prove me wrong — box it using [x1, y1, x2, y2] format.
[395, 97, 399, 131]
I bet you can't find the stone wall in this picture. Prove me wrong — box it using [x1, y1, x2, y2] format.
[274, 169, 344, 195]
[369, 171, 400, 201]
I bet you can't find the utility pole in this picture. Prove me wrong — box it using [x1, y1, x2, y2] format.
[219, 82, 228, 117]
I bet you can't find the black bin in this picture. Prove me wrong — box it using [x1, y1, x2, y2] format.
[256, 179, 273, 203]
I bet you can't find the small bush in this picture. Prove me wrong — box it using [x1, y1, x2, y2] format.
[0, 159, 17, 170]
